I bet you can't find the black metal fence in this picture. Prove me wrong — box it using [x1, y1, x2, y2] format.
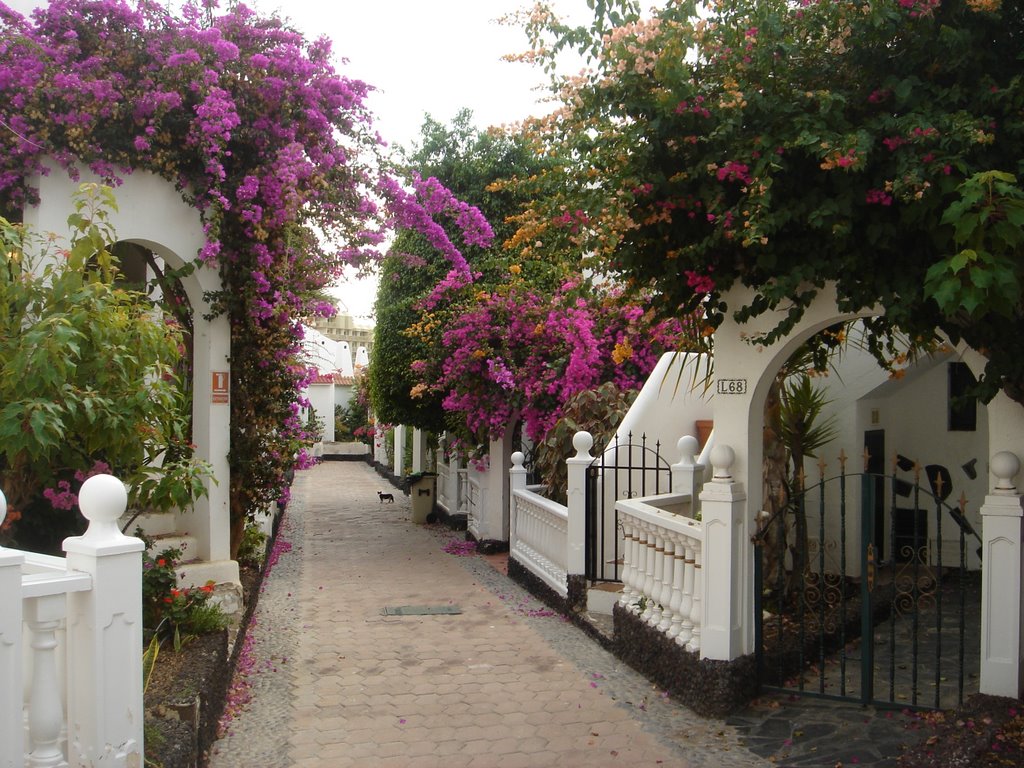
[584, 432, 672, 583]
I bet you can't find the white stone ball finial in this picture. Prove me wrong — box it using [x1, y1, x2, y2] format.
[511, 451, 525, 468]
[677, 435, 699, 466]
[711, 444, 735, 481]
[991, 451, 1021, 494]
[77, 474, 129, 542]
[572, 430, 594, 458]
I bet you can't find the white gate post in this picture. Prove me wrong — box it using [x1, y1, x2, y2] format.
[62, 475, 145, 767]
[0, 489, 25, 768]
[671, 435, 706, 504]
[697, 444, 747, 661]
[412, 428, 425, 474]
[393, 425, 406, 477]
[979, 451, 1024, 698]
[566, 431, 594, 579]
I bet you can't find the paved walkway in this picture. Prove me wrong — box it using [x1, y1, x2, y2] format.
[208, 461, 764, 767]
[208, 461, 932, 767]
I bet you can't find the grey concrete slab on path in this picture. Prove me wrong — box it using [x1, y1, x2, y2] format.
[208, 461, 766, 768]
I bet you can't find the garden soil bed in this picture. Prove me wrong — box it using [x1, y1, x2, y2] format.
[897, 694, 1024, 768]
[144, 562, 262, 768]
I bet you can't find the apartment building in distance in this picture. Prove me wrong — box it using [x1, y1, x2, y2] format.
[308, 304, 374, 366]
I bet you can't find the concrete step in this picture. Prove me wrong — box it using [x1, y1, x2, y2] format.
[119, 510, 178, 537]
[587, 582, 624, 615]
[146, 532, 198, 561]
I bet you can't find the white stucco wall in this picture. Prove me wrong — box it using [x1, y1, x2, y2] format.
[306, 383, 336, 443]
[798, 339, 988, 574]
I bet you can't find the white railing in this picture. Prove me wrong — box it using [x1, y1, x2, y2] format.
[436, 457, 452, 512]
[1, 476, 144, 768]
[509, 480, 569, 597]
[616, 492, 703, 654]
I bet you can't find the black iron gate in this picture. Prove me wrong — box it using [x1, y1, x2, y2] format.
[754, 456, 982, 710]
[584, 432, 672, 582]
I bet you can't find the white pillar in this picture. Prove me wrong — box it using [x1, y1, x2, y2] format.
[697, 444, 747, 661]
[475, 431, 516, 543]
[189, 312, 231, 562]
[393, 425, 406, 477]
[0, 489, 25, 768]
[62, 475, 145, 767]
[979, 451, 1024, 698]
[412, 429, 425, 474]
[672, 435, 706, 505]
[566, 431, 593, 577]
[374, 423, 387, 465]
[510, 452, 527, 553]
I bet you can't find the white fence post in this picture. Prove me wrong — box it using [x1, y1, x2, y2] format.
[979, 451, 1024, 699]
[566, 431, 593, 578]
[0, 488, 25, 768]
[62, 475, 145, 767]
[671, 435, 705, 503]
[697, 444, 747, 661]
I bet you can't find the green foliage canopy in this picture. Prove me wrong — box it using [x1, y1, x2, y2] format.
[512, 0, 1024, 401]
[371, 110, 560, 431]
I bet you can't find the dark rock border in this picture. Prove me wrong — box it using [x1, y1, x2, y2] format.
[613, 603, 757, 717]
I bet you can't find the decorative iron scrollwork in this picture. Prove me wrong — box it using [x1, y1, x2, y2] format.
[892, 545, 937, 618]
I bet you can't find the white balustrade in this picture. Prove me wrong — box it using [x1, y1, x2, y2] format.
[509, 452, 569, 597]
[640, 528, 656, 621]
[666, 538, 686, 641]
[646, 533, 665, 627]
[616, 493, 704, 655]
[1, 475, 145, 768]
[656, 537, 676, 633]
[677, 542, 695, 646]
[618, 522, 638, 609]
[688, 548, 703, 654]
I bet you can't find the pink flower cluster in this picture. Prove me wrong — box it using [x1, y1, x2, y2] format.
[420, 284, 694, 448]
[675, 95, 711, 119]
[716, 161, 752, 184]
[42, 461, 113, 511]
[865, 188, 893, 206]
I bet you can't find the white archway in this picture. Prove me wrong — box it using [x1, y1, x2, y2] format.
[703, 283, 872, 657]
[22, 163, 237, 593]
[703, 281, 1024, 697]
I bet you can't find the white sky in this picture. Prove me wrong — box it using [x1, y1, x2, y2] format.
[6, 0, 591, 320]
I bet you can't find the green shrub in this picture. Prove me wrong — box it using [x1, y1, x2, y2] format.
[236, 522, 268, 568]
[139, 530, 227, 649]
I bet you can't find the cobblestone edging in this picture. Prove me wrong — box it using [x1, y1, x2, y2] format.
[207, 475, 309, 767]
